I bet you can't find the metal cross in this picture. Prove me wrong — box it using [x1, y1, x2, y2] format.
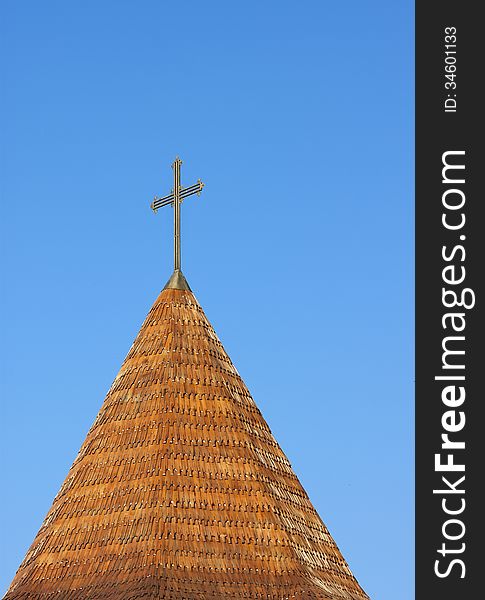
[151, 157, 204, 272]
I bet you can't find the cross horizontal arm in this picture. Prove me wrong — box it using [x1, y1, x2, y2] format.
[151, 180, 204, 212]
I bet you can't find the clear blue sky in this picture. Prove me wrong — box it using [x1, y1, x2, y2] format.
[0, 1, 414, 598]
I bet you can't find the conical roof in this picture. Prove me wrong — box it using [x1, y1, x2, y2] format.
[5, 280, 368, 600]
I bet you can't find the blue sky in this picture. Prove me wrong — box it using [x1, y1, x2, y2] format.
[0, 1, 414, 598]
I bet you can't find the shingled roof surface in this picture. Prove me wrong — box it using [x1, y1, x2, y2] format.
[5, 286, 368, 600]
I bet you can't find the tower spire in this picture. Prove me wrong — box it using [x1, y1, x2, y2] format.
[150, 157, 204, 289]
[4, 159, 369, 600]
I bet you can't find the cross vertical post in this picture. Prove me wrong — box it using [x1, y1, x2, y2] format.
[173, 157, 182, 272]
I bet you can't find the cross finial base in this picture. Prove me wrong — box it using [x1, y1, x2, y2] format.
[163, 269, 192, 291]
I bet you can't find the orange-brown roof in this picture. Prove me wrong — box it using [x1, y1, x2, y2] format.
[4, 284, 368, 600]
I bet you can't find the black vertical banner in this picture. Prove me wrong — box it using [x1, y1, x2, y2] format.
[416, 2, 481, 598]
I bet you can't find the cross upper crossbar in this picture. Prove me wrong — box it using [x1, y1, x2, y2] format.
[151, 180, 204, 212]
[150, 157, 204, 273]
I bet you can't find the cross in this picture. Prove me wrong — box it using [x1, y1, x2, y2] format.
[151, 157, 204, 273]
